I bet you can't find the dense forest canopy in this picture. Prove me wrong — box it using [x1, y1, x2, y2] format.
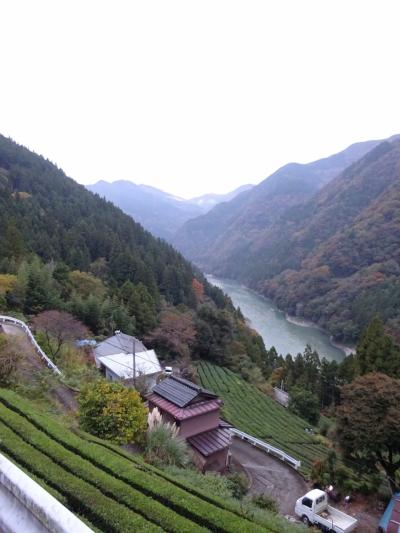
[0, 134, 267, 376]
[175, 137, 400, 342]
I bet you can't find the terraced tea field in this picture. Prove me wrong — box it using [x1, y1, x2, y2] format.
[198, 361, 331, 476]
[0, 388, 299, 533]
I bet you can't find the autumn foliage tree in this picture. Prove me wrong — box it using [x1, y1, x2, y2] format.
[78, 380, 147, 444]
[191, 278, 204, 304]
[336, 373, 400, 490]
[145, 308, 196, 359]
[31, 310, 89, 358]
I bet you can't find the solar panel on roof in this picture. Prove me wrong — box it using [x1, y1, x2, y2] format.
[153, 376, 218, 407]
[153, 378, 197, 407]
[172, 375, 217, 397]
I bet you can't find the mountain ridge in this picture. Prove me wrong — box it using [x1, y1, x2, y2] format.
[87, 180, 253, 241]
[173, 136, 400, 342]
[173, 138, 382, 270]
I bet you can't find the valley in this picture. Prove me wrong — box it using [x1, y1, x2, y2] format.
[207, 275, 346, 361]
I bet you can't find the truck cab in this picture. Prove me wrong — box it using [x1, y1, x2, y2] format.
[295, 489, 358, 532]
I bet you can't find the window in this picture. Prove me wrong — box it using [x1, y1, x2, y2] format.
[316, 496, 325, 505]
[302, 497, 312, 508]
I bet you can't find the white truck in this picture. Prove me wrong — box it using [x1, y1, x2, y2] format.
[295, 489, 358, 532]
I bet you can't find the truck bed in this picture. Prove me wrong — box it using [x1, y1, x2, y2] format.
[318, 505, 358, 532]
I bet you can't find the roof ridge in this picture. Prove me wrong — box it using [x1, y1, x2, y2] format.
[170, 375, 202, 390]
[170, 375, 216, 396]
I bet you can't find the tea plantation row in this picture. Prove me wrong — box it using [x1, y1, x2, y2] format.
[0, 388, 299, 533]
[197, 361, 330, 475]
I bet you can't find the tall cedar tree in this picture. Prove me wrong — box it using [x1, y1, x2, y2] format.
[355, 317, 400, 377]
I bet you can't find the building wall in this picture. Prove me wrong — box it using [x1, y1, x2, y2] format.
[148, 401, 177, 427]
[105, 367, 119, 381]
[190, 447, 229, 473]
[104, 370, 161, 392]
[179, 410, 220, 438]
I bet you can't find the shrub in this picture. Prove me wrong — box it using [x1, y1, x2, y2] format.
[318, 416, 332, 437]
[227, 469, 249, 499]
[0, 334, 22, 385]
[78, 380, 147, 444]
[251, 493, 279, 514]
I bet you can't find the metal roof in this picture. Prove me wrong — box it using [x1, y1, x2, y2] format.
[98, 350, 162, 379]
[94, 333, 147, 359]
[188, 427, 231, 457]
[379, 493, 400, 533]
[147, 393, 221, 421]
[152, 375, 217, 407]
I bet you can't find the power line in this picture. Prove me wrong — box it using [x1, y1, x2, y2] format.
[96, 339, 162, 372]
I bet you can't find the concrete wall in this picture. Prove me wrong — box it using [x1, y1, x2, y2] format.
[0, 452, 92, 533]
[179, 410, 220, 438]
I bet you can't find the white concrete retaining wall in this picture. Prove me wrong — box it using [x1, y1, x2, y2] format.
[0, 453, 93, 533]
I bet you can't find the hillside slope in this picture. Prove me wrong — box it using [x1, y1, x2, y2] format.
[197, 361, 332, 477]
[263, 139, 400, 341]
[0, 136, 196, 307]
[87, 180, 204, 240]
[0, 388, 299, 532]
[173, 139, 381, 268]
[174, 137, 400, 342]
[0, 134, 267, 373]
[87, 181, 253, 241]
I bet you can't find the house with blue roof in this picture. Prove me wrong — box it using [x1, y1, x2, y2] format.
[379, 492, 400, 533]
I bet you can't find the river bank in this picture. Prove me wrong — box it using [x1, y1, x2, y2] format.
[284, 313, 354, 356]
[207, 275, 347, 362]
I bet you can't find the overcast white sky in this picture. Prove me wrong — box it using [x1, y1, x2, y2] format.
[1, 1, 399, 198]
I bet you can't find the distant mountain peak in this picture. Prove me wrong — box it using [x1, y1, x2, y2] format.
[87, 180, 253, 241]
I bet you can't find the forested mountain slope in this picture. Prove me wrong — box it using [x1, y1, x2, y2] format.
[0, 135, 266, 375]
[263, 139, 400, 342]
[87, 181, 253, 241]
[0, 136, 196, 306]
[173, 139, 380, 267]
[174, 137, 400, 343]
[87, 180, 204, 240]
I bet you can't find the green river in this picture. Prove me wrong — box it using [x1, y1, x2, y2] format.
[207, 275, 348, 362]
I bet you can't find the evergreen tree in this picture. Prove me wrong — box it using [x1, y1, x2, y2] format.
[24, 259, 60, 314]
[355, 317, 400, 377]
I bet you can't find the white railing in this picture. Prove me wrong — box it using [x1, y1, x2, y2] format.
[0, 315, 62, 375]
[230, 427, 301, 470]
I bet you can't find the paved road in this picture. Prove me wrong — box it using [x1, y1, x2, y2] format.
[231, 437, 308, 516]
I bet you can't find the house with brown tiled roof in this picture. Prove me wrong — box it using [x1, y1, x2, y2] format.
[147, 375, 232, 472]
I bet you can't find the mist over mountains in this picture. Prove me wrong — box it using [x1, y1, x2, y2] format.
[87, 180, 253, 240]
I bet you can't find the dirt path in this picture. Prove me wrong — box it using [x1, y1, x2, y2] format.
[231, 437, 308, 516]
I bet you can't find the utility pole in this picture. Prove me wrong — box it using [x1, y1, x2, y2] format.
[132, 337, 136, 388]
